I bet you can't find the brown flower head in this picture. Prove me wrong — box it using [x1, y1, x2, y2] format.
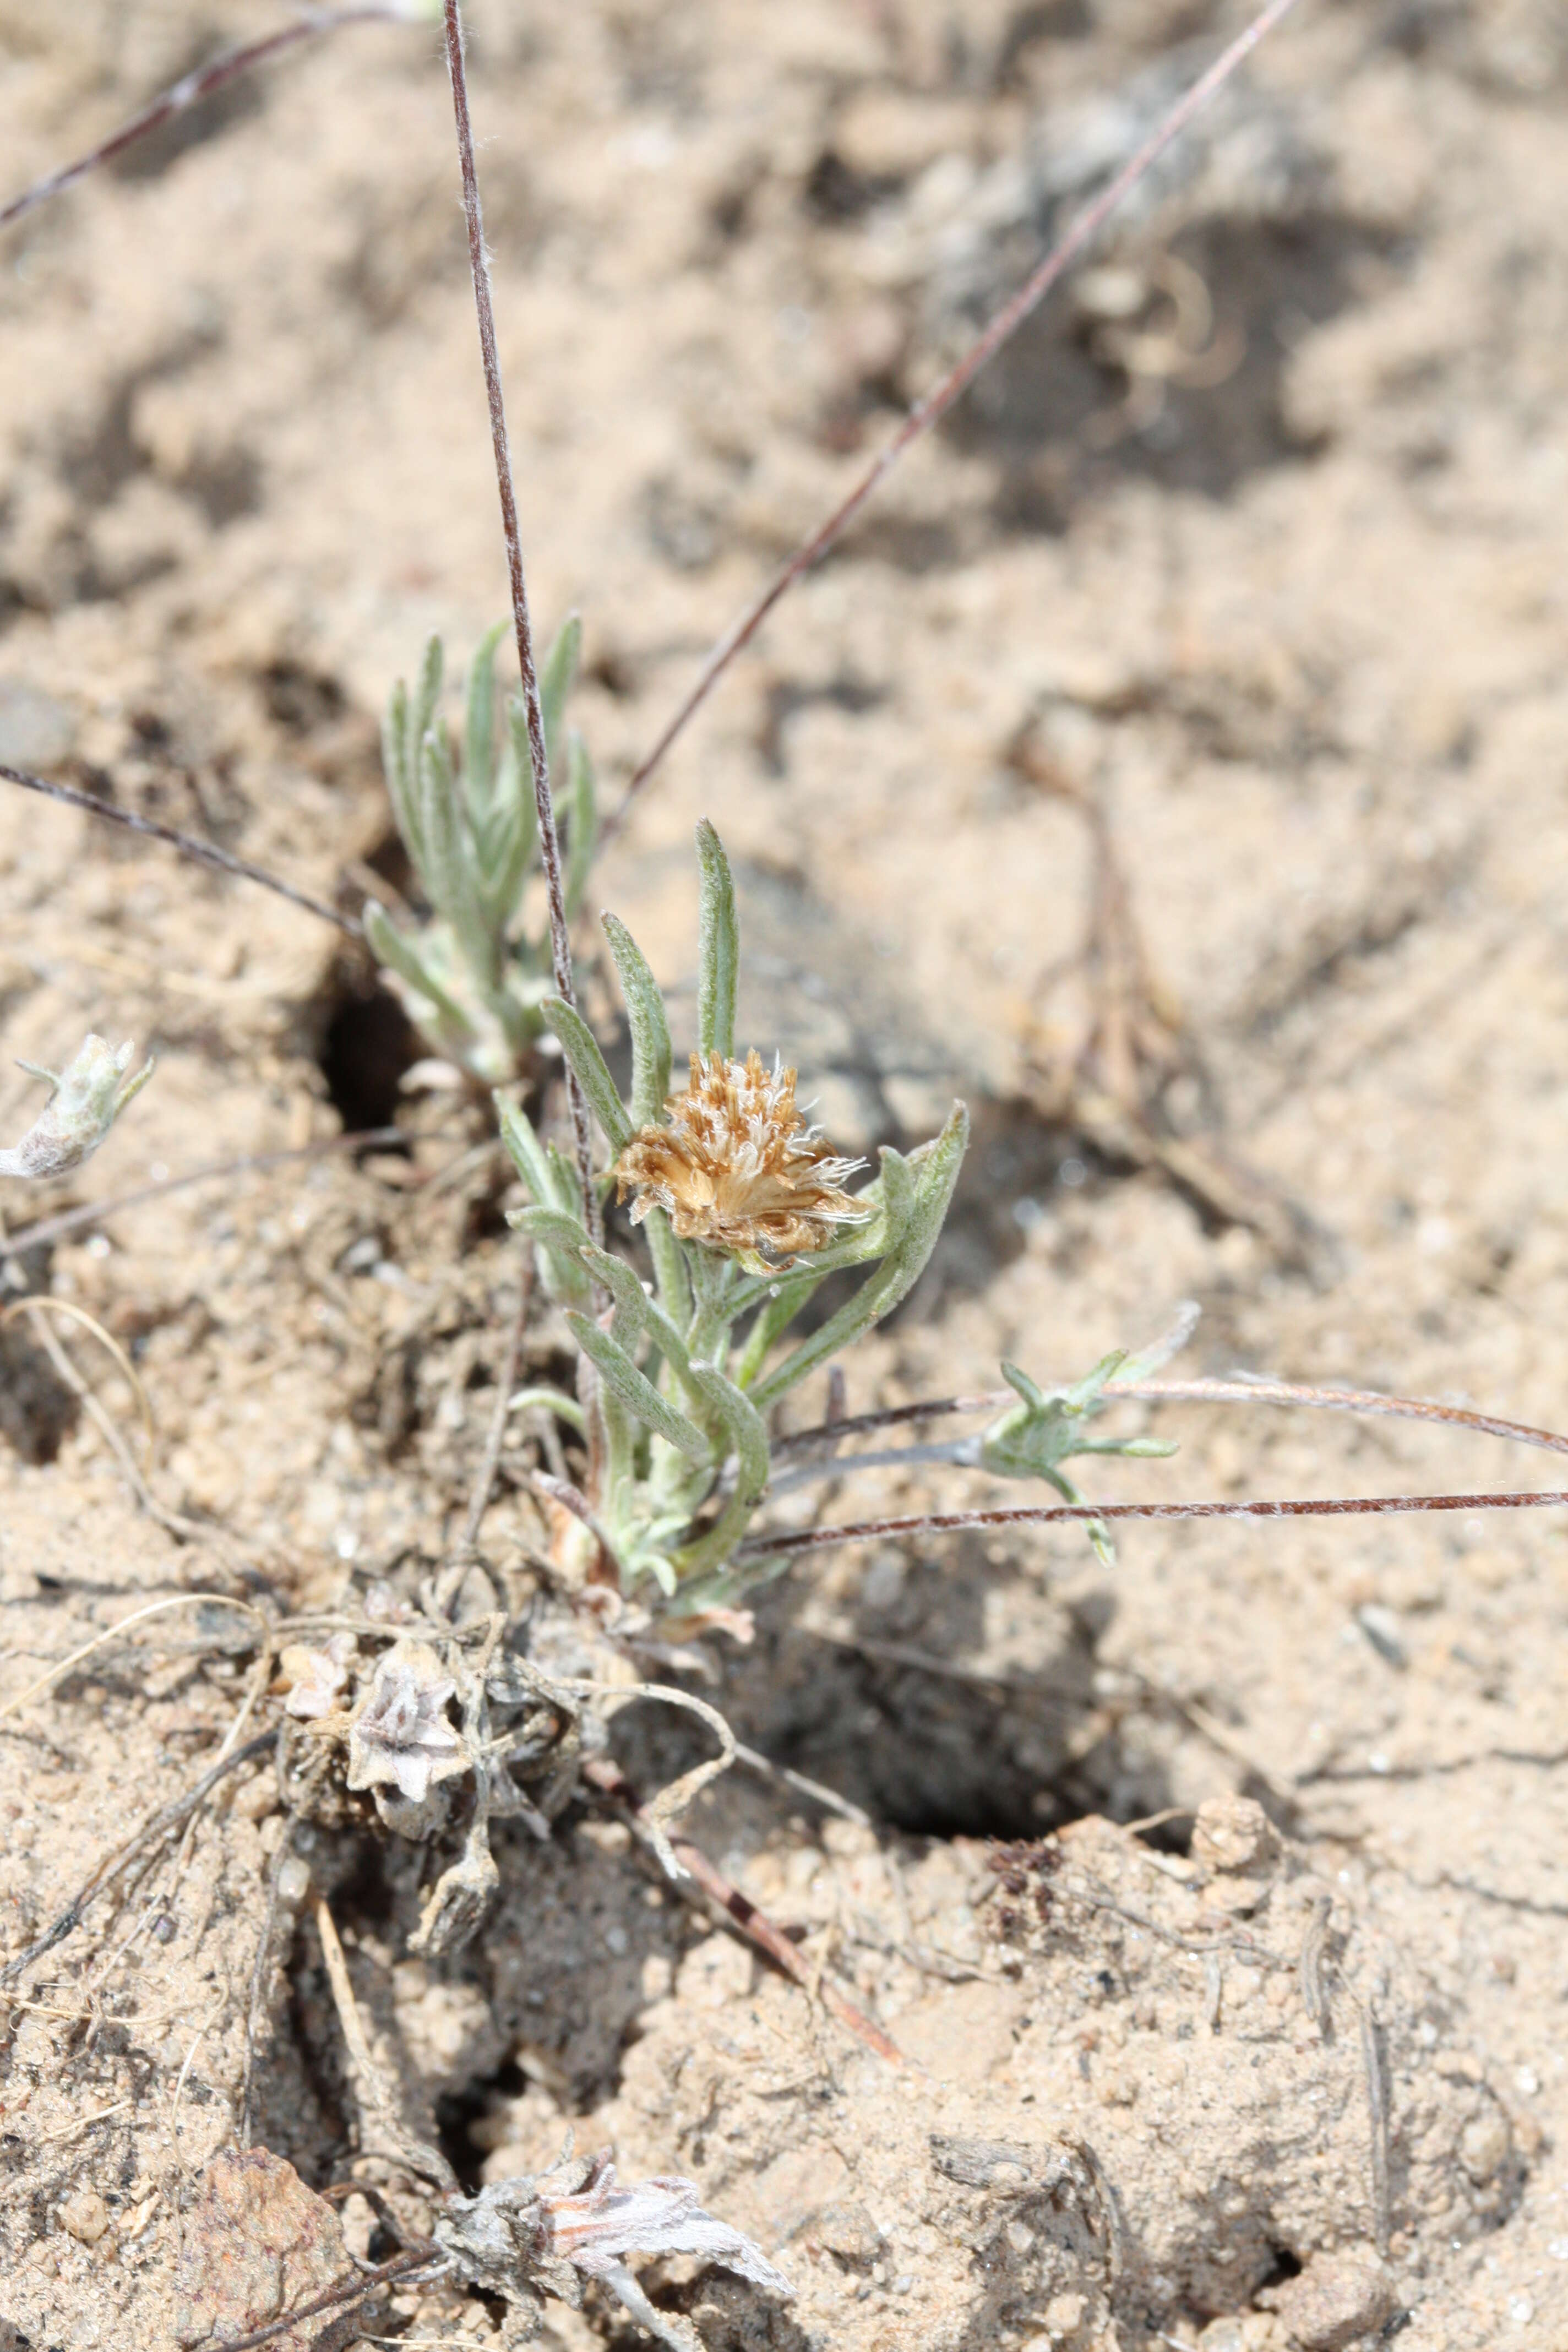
[613, 1049, 866, 1262]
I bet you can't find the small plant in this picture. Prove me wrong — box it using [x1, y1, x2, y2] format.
[0, 1033, 154, 1180]
[363, 617, 596, 1085]
[498, 818, 1196, 1621]
[502, 818, 968, 1615]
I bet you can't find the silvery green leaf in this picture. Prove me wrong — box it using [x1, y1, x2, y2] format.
[563, 729, 597, 919]
[673, 1364, 769, 1580]
[363, 900, 475, 1048]
[695, 819, 738, 1062]
[382, 677, 421, 868]
[509, 1202, 591, 1255]
[576, 1242, 651, 1347]
[642, 1204, 690, 1326]
[510, 1185, 595, 1317]
[497, 1099, 580, 1217]
[749, 1103, 968, 1410]
[565, 1313, 709, 1460]
[1121, 1299, 1200, 1381]
[462, 618, 510, 820]
[0, 1035, 155, 1181]
[417, 723, 498, 988]
[541, 997, 631, 1153]
[732, 1268, 823, 1389]
[601, 912, 672, 1130]
[481, 719, 540, 933]
[539, 612, 581, 769]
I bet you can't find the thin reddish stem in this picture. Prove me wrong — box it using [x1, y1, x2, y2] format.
[441, 0, 597, 1235]
[605, 0, 1301, 839]
[0, 7, 405, 233]
[775, 1375, 1568, 1465]
[0, 762, 356, 934]
[739, 1487, 1568, 1562]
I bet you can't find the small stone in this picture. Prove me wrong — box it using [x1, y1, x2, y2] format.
[1458, 2112, 1511, 2184]
[59, 2188, 112, 2246]
[1264, 2246, 1397, 2350]
[1192, 1795, 1278, 1876]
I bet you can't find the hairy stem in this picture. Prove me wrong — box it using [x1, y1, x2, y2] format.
[0, 763, 356, 934]
[737, 1487, 1568, 1563]
[441, 0, 597, 1236]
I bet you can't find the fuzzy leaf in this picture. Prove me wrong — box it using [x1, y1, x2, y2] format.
[417, 723, 497, 988]
[539, 613, 581, 768]
[695, 819, 738, 1062]
[748, 1103, 968, 1410]
[565, 1313, 709, 1460]
[482, 708, 541, 933]
[363, 900, 475, 1048]
[563, 730, 597, 920]
[497, 1100, 580, 1217]
[577, 1242, 651, 1347]
[462, 618, 510, 820]
[541, 998, 632, 1154]
[601, 912, 672, 1130]
[673, 1363, 770, 1580]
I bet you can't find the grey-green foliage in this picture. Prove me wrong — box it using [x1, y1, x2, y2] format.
[0, 1033, 155, 1180]
[500, 821, 969, 1610]
[365, 618, 596, 1085]
[979, 1302, 1195, 1563]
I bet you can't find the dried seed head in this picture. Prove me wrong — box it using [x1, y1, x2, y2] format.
[0, 1034, 155, 1180]
[345, 1638, 465, 1804]
[613, 1049, 865, 1262]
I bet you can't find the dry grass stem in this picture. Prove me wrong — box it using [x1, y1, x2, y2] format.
[0, 763, 356, 934]
[609, 0, 1303, 833]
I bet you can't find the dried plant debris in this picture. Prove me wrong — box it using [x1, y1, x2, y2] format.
[435, 2146, 792, 2351]
[0, 1032, 154, 1179]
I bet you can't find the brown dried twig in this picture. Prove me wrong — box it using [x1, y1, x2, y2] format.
[0, 764, 357, 935]
[186, 2245, 439, 2352]
[0, 6, 413, 232]
[0, 1728, 277, 1986]
[607, 0, 1302, 836]
[584, 1755, 903, 2065]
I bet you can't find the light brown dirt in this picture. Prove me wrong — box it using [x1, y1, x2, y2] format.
[3, 3, 1568, 2349]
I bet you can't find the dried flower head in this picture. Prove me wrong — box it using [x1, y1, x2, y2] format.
[345, 1638, 465, 1804]
[0, 1033, 154, 1180]
[613, 1049, 865, 1261]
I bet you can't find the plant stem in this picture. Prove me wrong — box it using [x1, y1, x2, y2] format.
[605, 0, 1302, 839]
[738, 1486, 1568, 1564]
[775, 1376, 1568, 1466]
[441, 0, 597, 1237]
[0, 7, 410, 234]
[0, 762, 356, 934]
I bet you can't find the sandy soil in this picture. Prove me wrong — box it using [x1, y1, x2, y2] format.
[2, 2, 1568, 2347]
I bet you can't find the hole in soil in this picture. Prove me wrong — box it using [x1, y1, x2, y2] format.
[435, 2055, 525, 2193]
[318, 977, 420, 1133]
[0, 1316, 80, 1464]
